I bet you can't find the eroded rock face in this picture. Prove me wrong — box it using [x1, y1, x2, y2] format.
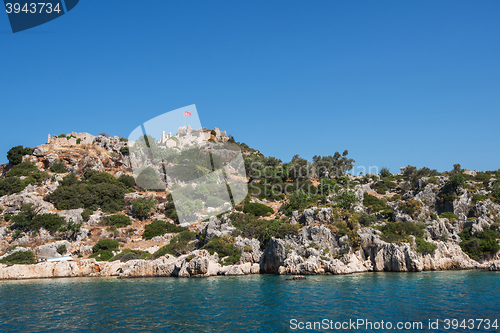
[234, 237, 262, 263]
[290, 208, 332, 226]
[257, 226, 493, 275]
[454, 191, 471, 221]
[35, 240, 72, 259]
[260, 238, 288, 273]
[200, 214, 236, 245]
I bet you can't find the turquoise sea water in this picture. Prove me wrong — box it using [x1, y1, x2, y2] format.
[0, 271, 499, 332]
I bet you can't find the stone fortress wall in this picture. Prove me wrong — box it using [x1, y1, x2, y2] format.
[158, 126, 229, 148]
[47, 132, 96, 146]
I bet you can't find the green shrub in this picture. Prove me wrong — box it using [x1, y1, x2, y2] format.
[11, 230, 24, 240]
[142, 220, 187, 239]
[6, 162, 39, 177]
[89, 250, 114, 261]
[415, 237, 437, 254]
[33, 214, 67, 232]
[0, 250, 36, 265]
[374, 179, 397, 194]
[281, 191, 309, 216]
[458, 227, 500, 260]
[229, 213, 299, 249]
[398, 198, 421, 217]
[0, 177, 26, 196]
[101, 214, 132, 228]
[92, 239, 119, 252]
[120, 147, 130, 156]
[380, 167, 392, 178]
[152, 230, 197, 258]
[439, 212, 458, 222]
[202, 236, 242, 266]
[363, 194, 385, 212]
[243, 202, 274, 216]
[164, 201, 179, 223]
[131, 197, 157, 220]
[359, 212, 377, 227]
[118, 174, 135, 188]
[57, 244, 67, 255]
[81, 208, 93, 222]
[136, 167, 162, 190]
[471, 194, 489, 204]
[111, 248, 151, 262]
[363, 194, 392, 218]
[206, 196, 225, 208]
[11, 205, 66, 233]
[335, 190, 358, 210]
[378, 222, 424, 243]
[45, 174, 126, 213]
[7, 146, 32, 166]
[49, 161, 67, 173]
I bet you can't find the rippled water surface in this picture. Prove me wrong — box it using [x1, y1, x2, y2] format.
[0, 271, 499, 332]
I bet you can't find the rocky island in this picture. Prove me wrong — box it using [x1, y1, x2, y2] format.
[0, 130, 499, 279]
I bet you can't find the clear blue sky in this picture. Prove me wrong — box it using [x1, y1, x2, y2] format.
[1, 1, 499, 174]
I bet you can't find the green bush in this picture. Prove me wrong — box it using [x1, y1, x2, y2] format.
[142, 220, 187, 240]
[398, 198, 421, 217]
[111, 248, 151, 262]
[380, 167, 392, 178]
[120, 147, 130, 156]
[359, 212, 377, 227]
[6, 162, 39, 177]
[118, 174, 135, 188]
[471, 194, 489, 204]
[101, 214, 132, 228]
[49, 162, 67, 173]
[45, 173, 126, 213]
[136, 167, 162, 190]
[0, 250, 37, 265]
[415, 237, 437, 254]
[281, 192, 310, 216]
[0, 177, 26, 196]
[89, 250, 114, 261]
[378, 222, 424, 244]
[335, 190, 358, 210]
[131, 197, 157, 220]
[81, 208, 93, 222]
[458, 227, 500, 260]
[152, 230, 197, 258]
[57, 244, 67, 255]
[202, 236, 241, 266]
[164, 201, 179, 223]
[363, 194, 392, 218]
[374, 179, 397, 194]
[243, 202, 274, 216]
[229, 213, 299, 249]
[439, 212, 458, 222]
[11, 205, 66, 233]
[33, 214, 67, 232]
[206, 196, 225, 208]
[7, 146, 32, 166]
[92, 239, 119, 252]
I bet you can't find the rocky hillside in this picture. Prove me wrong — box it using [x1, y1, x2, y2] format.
[0, 134, 499, 279]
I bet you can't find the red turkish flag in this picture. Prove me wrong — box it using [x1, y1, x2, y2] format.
[184, 111, 192, 117]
